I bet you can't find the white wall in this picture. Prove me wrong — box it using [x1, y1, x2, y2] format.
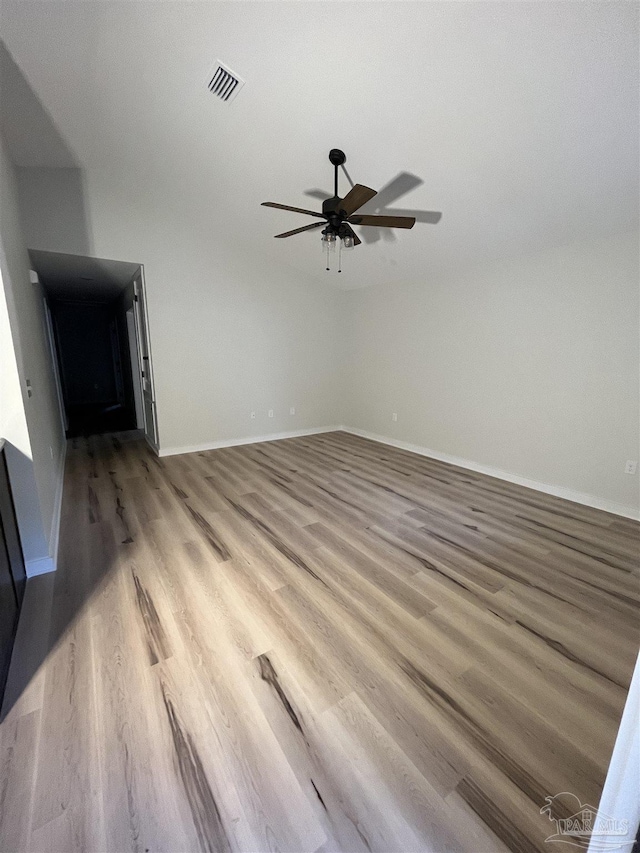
[0, 261, 48, 567]
[14, 166, 91, 257]
[0, 134, 65, 571]
[16, 166, 344, 453]
[14, 160, 639, 515]
[342, 230, 640, 516]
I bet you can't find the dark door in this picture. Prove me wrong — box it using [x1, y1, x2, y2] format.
[0, 523, 19, 702]
[51, 299, 136, 437]
[0, 441, 25, 704]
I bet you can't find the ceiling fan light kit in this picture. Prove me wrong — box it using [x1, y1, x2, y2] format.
[262, 149, 424, 272]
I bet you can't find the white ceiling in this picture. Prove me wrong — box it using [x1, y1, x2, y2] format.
[29, 249, 139, 302]
[2, 1, 638, 290]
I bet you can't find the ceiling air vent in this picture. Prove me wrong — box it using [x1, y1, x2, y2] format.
[207, 62, 244, 103]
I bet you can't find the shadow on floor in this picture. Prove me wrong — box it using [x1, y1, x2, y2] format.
[0, 430, 145, 723]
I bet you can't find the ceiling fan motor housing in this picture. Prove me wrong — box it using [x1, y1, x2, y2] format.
[322, 196, 349, 233]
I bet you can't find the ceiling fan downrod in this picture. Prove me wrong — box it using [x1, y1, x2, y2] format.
[329, 148, 346, 199]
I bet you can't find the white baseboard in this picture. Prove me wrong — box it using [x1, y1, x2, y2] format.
[25, 556, 56, 577]
[47, 439, 67, 571]
[341, 426, 640, 521]
[159, 426, 342, 458]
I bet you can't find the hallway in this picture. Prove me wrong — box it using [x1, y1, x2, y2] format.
[0, 431, 638, 853]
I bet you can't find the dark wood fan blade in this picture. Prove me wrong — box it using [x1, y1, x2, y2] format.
[274, 222, 325, 238]
[339, 184, 377, 216]
[348, 215, 416, 229]
[262, 202, 326, 218]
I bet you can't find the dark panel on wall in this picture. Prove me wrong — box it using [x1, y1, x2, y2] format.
[0, 440, 25, 706]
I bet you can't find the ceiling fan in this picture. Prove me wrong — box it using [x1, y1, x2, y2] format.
[262, 149, 417, 270]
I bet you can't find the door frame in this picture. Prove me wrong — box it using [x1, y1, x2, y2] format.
[131, 266, 159, 450]
[126, 308, 144, 429]
[42, 297, 68, 432]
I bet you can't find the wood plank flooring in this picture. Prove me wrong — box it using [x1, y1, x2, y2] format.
[1, 430, 638, 852]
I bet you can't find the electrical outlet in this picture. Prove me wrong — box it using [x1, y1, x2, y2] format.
[290, 407, 295, 416]
[268, 409, 274, 418]
[392, 412, 398, 422]
[625, 460, 637, 475]
[250, 411, 256, 419]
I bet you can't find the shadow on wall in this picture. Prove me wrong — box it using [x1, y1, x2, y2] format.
[0, 40, 93, 256]
[0, 44, 102, 719]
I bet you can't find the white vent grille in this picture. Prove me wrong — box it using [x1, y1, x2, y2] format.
[207, 62, 244, 103]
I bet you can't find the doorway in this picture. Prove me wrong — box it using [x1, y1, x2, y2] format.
[51, 298, 134, 436]
[29, 250, 158, 446]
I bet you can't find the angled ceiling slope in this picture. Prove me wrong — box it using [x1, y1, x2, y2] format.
[1, 1, 638, 289]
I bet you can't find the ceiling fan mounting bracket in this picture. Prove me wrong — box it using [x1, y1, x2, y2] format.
[329, 149, 346, 166]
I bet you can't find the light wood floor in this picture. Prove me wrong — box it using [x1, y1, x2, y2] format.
[1, 430, 638, 853]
